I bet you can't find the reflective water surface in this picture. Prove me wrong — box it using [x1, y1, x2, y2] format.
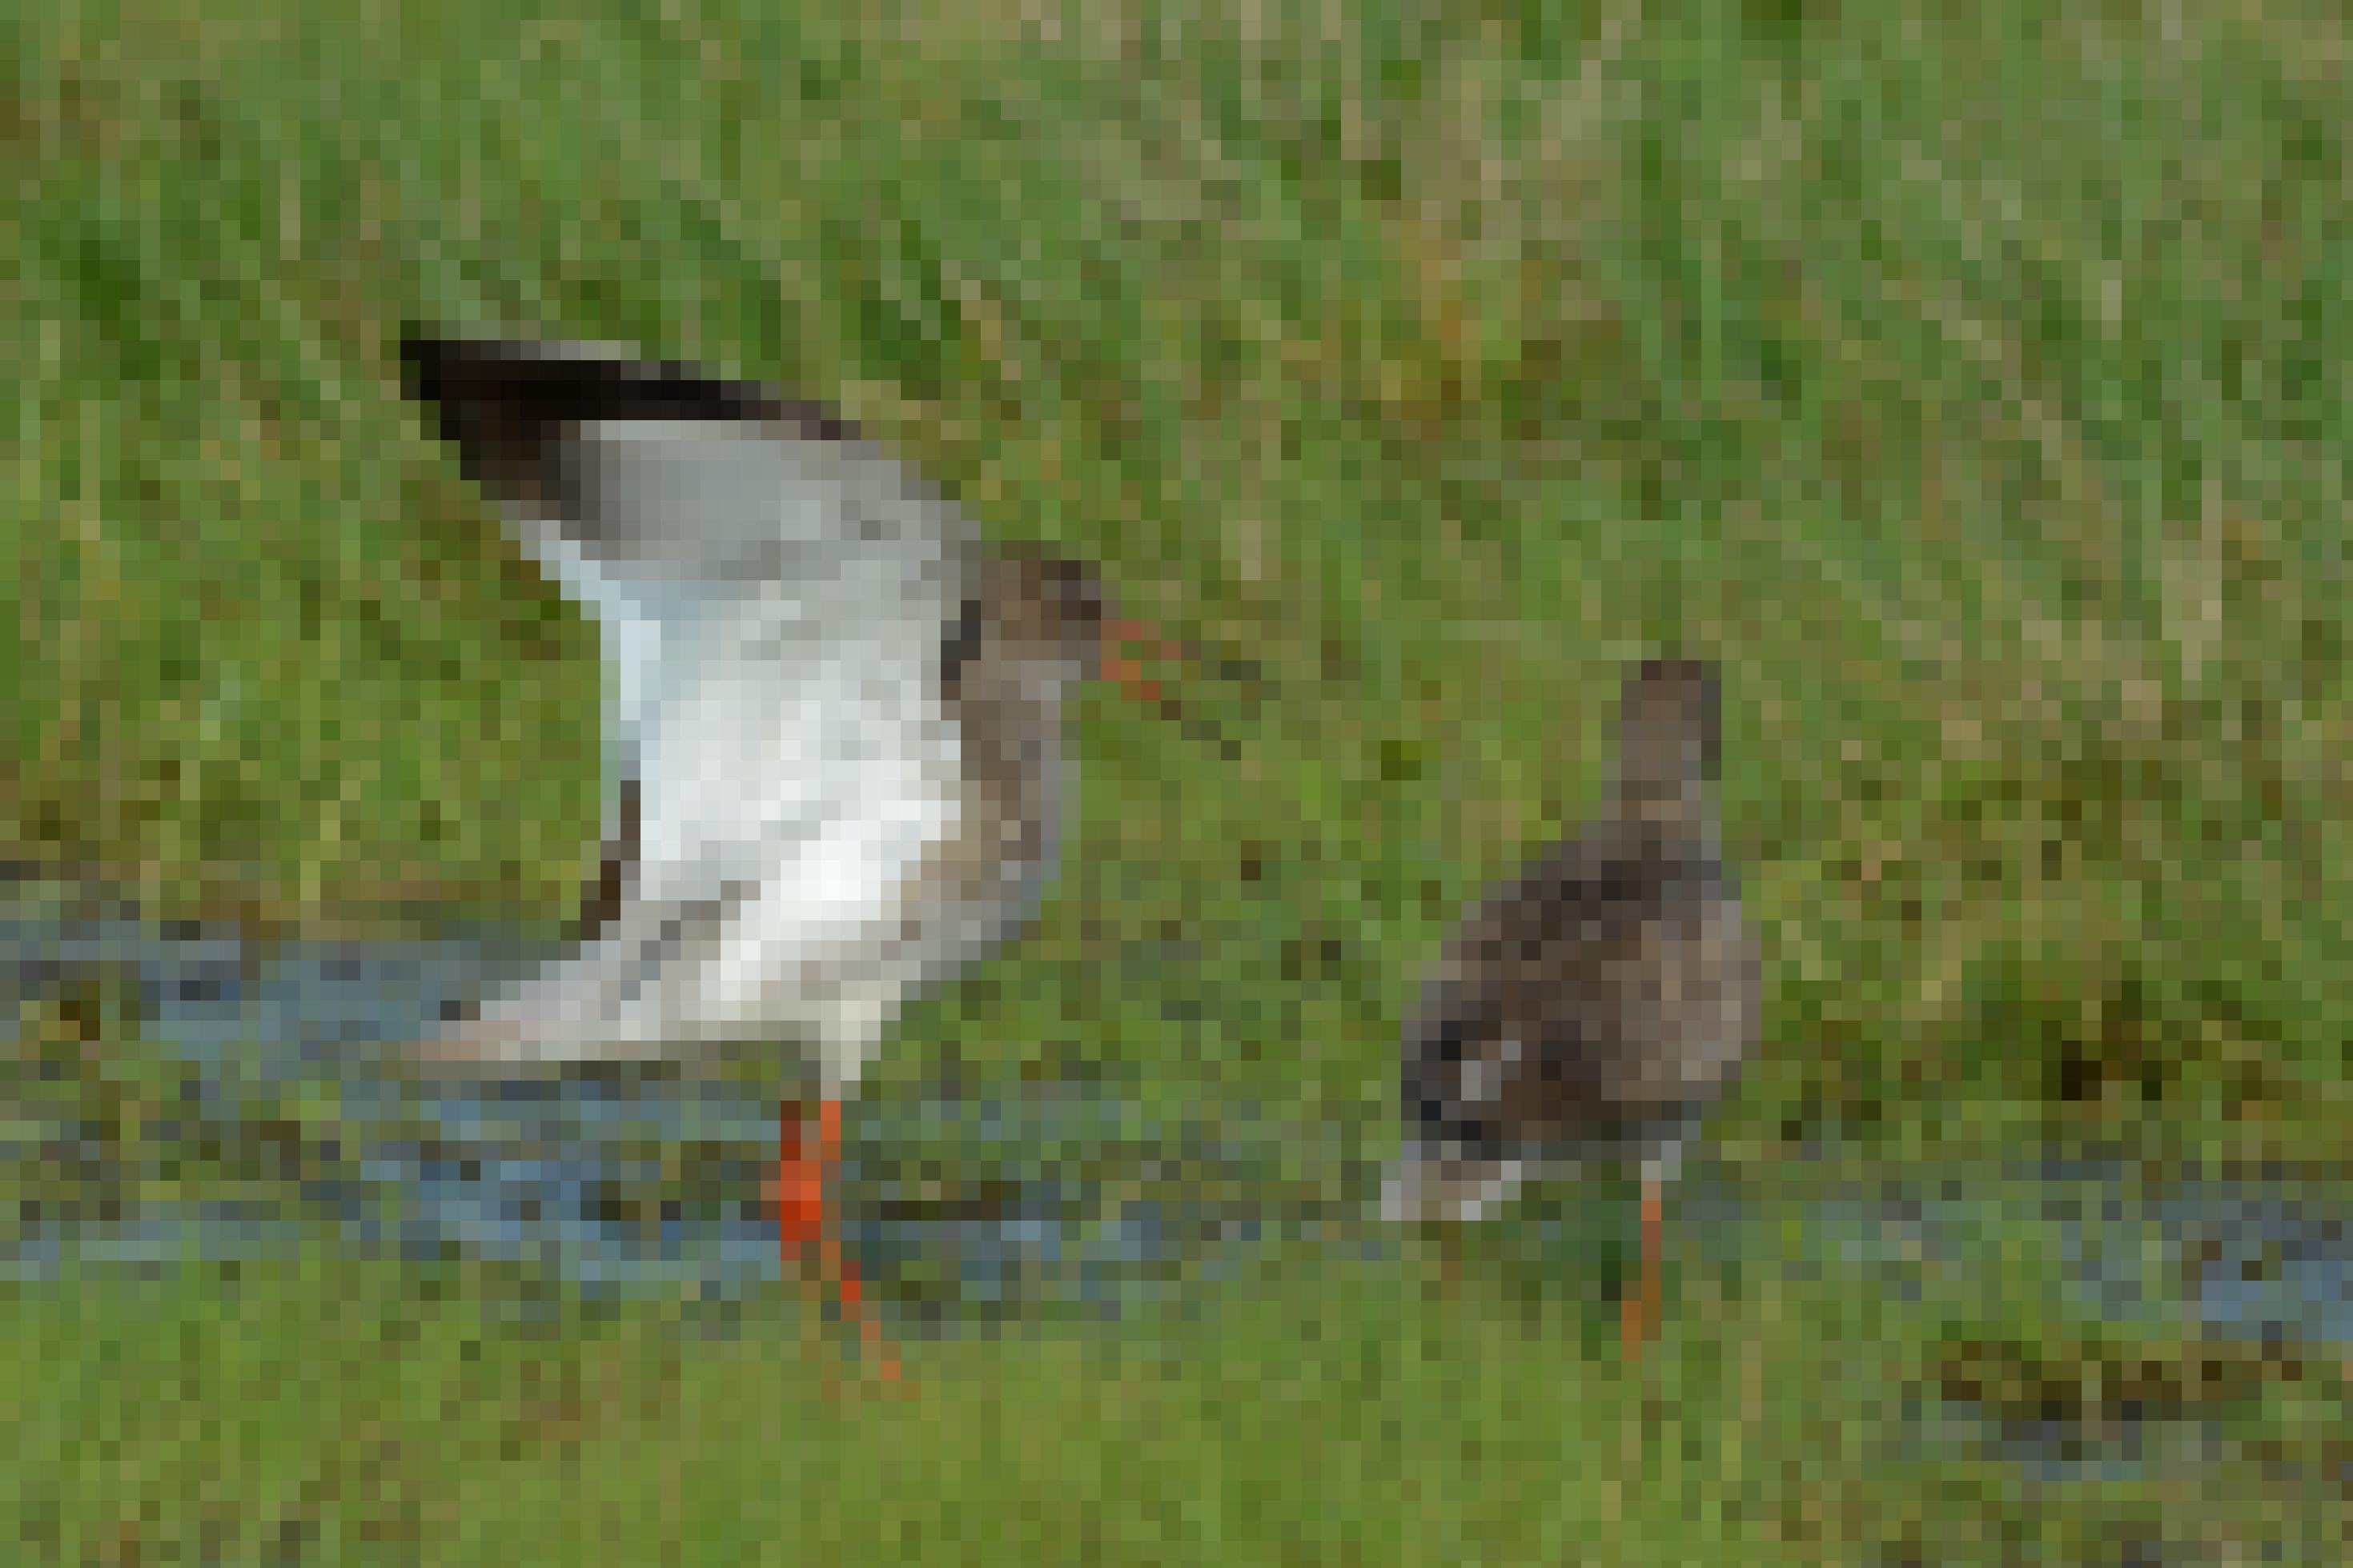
[6, 912, 2348, 1482]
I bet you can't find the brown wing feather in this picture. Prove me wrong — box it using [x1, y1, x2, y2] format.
[1405, 818, 1754, 1156]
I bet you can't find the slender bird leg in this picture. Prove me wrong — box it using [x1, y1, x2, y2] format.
[1620, 1176, 1664, 1358]
[771, 1097, 900, 1385]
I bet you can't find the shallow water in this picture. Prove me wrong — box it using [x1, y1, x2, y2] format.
[0, 915, 1312, 1325]
[5, 915, 2349, 1459]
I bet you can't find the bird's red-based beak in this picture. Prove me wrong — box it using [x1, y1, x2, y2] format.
[1099, 612, 1267, 759]
[1102, 616, 1177, 704]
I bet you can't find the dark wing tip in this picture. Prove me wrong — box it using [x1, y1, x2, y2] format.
[396, 328, 568, 504]
[396, 326, 861, 449]
[395, 327, 457, 439]
[396, 327, 541, 419]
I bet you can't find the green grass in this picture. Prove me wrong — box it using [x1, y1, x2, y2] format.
[7, 0, 2353, 1558]
[9, 1191, 2347, 1566]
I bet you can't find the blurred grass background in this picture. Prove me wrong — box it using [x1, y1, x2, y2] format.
[6, 0, 2351, 1559]
[9, 0, 2350, 1156]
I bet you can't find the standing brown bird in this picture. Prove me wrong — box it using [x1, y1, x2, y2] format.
[396, 329, 1190, 1380]
[1382, 658, 1759, 1356]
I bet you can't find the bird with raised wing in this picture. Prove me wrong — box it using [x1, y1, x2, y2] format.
[397, 329, 1193, 1378]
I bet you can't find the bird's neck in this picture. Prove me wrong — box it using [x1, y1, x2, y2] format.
[1609, 776, 1723, 856]
[946, 668, 1068, 858]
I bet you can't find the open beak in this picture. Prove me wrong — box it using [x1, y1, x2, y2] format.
[1100, 616, 1267, 755]
[1102, 616, 1171, 704]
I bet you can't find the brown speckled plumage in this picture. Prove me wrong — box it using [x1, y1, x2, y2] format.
[1385, 659, 1759, 1349]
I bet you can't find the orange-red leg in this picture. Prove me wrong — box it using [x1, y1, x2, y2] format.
[1620, 1176, 1664, 1358]
[771, 1097, 899, 1384]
